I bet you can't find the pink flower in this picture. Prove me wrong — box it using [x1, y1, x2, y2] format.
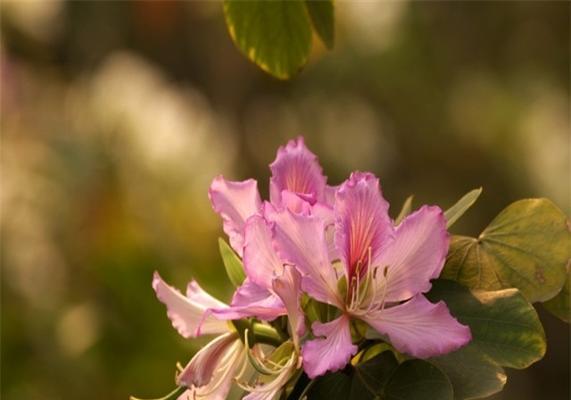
[267, 172, 472, 378]
[152, 272, 246, 399]
[207, 137, 334, 323]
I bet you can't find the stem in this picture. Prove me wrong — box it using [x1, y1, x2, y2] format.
[251, 321, 286, 347]
[231, 319, 286, 347]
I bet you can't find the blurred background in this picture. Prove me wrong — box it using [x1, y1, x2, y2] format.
[1, 1, 569, 399]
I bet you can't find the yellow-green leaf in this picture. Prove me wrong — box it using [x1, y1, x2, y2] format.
[444, 187, 482, 228]
[223, 0, 312, 79]
[305, 0, 334, 49]
[543, 269, 570, 322]
[395, 195, 414, 225]
[218, 238, 246, 287]
[442, 198, 571, 302]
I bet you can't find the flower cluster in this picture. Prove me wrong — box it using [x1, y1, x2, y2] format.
[152, 137, 472, 400]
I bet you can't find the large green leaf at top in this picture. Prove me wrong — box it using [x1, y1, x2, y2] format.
[305, 0, 334, 49]
[543, 270, 570, 322]
[384, 360, 453, 400]
[442, 198, 571, 303]
[223, 0, 312, 79]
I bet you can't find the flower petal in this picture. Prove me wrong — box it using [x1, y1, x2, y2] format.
[243, 215, 284, 289]
[243, 353, 298, 400]
[178, 338, 245, 400]
[335, 172, 393, 280]
[362, 294, 471, 359]
[272, 266, 306, 346]
[210, 279, 286, 321]
[152, 272, 228, 338]
[269, 137, 327, 206]
[375, 206, 449, 302]
[177, 332, 237, 387]
[209, 176, 261, 255]
[267, 207, 341, 307]
[301, 315, 358, 378]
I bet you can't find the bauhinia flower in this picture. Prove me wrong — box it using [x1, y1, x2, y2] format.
[207, 137, 336, 323]
[267, 172, 472, 378]
[152, 272, 247, 399]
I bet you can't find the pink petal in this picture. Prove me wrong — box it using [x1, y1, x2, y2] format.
[272, 266, 306, 346]
[269, 137, 327, 206]
[178, 338, 245, 400]
[152, 272, 228, 338]
[301, 315, 358, 378]
[177, 332, 237, 387]
[361, 294, 471, 359]
[209, 176, 261, 256]
[243, 215, 283, 289]
[374, 206, 449, 302]
[335, 172, 393, 280]
[210, 279, 286, 321]
[243, 353, 298, 400]
[266, 207, 342, 307]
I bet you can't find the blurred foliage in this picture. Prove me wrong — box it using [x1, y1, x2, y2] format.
[1, 1, 569, 400]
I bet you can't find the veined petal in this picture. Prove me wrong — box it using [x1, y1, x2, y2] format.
[177, 332, 237, 387]
[272, 266, 306, 347]
[243, 353, 298, 400]
[362, 294, 471, 359]
[152, 272, 228, 338]
[210, 279, 286, 321]
[269, 137, 327, 206]
[243, 215, 284, 289]
[267, 207, 341, 307]
[280, 190, 312, 215]
[209, 176, 262, 256]
[301, 315, 357, 378]
[374, 206, 449, 302]
[178, 338, 245, 400]
[335, 172, 393, 280]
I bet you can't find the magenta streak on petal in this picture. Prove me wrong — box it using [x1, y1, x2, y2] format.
[209, 176, 261, 256]
[334, 172, 393, 282]
[301, 315, 358, 378]
[269, 137, 327, 206]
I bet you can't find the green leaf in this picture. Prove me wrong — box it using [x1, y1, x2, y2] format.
[351, 350, 399, 399]
[305, 0, 334, 49]
[384, 360, 453, 400]
[442, 198, 571, 302]
[427, 280, 546, 370]
[308, 371, 352, 399]
[223, 0, 312, 79]
[218, 238, 246, 287]
[543, 269, 570, 322]
[308, 351, 399, 400]
[430, 346, 506, 400]
[395, 195, 414, 225]
[444, 187, 482, 228]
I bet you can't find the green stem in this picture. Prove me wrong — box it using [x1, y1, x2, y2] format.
[231, 319, 285, 347]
